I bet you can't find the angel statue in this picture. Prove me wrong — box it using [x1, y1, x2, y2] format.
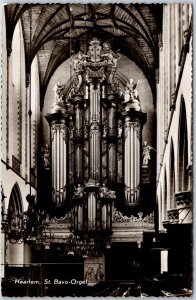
[41, 144, 50, 169]
[53, 81, 66, 103]
[73, 184, 84, 198]
[124, 79, 142, 101]
[142, 141, 156, 166]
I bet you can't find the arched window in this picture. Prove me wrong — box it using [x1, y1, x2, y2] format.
[178, 97, 189, 191]
[7, 183, 24, 265]
[169, 139, 175, 209]
[8, 183, 23, 232]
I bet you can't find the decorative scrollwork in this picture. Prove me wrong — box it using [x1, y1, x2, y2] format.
[112, 206, 154, 223]
[124, 122, 141, 139]
[53, 81, 66, 103]
[51, 124, 57, 142]
[51, 124, 67, 141]
[50, 210, 73, 224]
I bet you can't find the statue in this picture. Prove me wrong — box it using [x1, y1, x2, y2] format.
[123, 79, 142, 111]
[96, 264, 104, 281]
[99, 183, 109, 197]
[53, 81, 66, 103]
[85, 266, 97, 284]
[101, 42, 120, 68]
[41, 144, 50, 169]
[126, 79, 141, 99]
[99, 184, 116, 198]
[108, 190, 116, 198]
[71, 50, 88, 73]
[73, 184, 84, 198]
[142, 141, 156, 166]
[124, 79, 140, 101]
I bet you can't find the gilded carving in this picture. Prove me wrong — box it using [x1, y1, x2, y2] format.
[112, 206, 154, 223]
[51, 124, 67, 141]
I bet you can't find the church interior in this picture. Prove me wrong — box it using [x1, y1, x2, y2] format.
[1, 3, 193, 297]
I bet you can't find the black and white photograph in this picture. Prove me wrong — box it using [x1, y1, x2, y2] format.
[0, 3, 193, 297]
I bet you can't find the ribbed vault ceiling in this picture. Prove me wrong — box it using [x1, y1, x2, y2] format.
[5, 3, 163, 108]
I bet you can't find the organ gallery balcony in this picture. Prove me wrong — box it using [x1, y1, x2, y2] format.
[167, 209, 179, 223]
[175, 191, 192, 224]
[175, 191, 192, 207]
[165, 191, 192, 225]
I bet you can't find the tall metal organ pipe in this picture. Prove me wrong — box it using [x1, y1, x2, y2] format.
[46, 103, 68, 207]
[89, 83, 101, 180]
[121, 110, 146, 206]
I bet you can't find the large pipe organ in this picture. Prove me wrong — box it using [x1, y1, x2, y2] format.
[46, 38, 146, 235]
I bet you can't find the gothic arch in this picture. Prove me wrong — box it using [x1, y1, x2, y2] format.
[8, 183, 23, 230]
[178, 96, 189, 192]
[10, 20, 26, 162]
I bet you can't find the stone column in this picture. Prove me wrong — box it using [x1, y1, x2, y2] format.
[46, 103, 68, 207]
[121, 110, 146, 205]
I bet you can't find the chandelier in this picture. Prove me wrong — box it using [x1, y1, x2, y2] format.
[1, 194, 53, 244]
[55, 233, 111, 258]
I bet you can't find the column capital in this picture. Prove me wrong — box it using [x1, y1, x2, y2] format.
[121, 110, 147, 125]
[45, 112, 69, 125]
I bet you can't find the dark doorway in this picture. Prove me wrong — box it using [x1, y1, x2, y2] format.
[105, 242, 139, 281]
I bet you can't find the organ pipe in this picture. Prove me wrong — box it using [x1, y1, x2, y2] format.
[45, 38, 148, 235]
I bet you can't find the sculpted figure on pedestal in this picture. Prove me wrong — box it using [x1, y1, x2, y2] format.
[53, 81, 66, 103]
[142, 141, 156, 166]
[73, 184, 84, 198]
[41, 144, 50, 169]
[99, 184, 116, 198]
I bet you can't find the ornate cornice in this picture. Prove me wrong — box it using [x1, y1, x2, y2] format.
[49, 210, 73, 224]
[112, 206, 154, 224]
[51, 124, 67, 142]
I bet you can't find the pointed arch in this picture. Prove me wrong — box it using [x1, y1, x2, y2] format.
[178, 96, 189, 191]
[10, 19, 26, 162]
[169, 138, 175, 209]
[8, 183, 23, 230]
